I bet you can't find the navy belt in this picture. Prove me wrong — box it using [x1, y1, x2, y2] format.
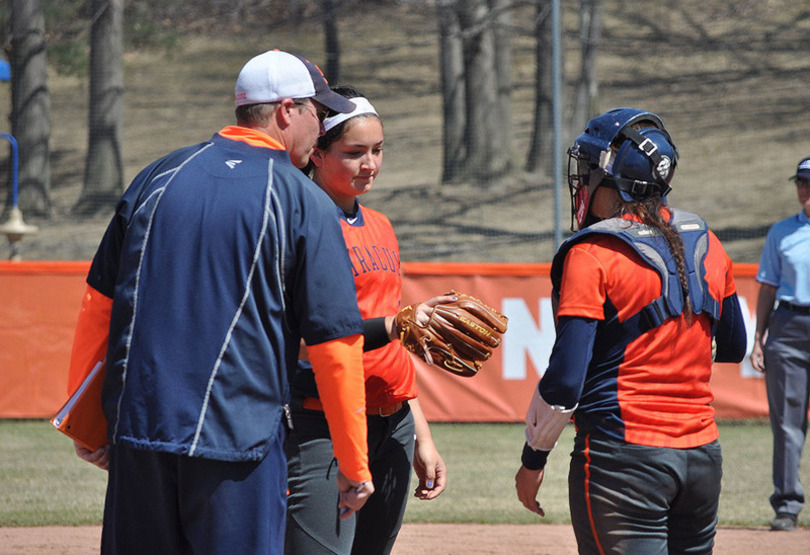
[780, 301, 810, 314]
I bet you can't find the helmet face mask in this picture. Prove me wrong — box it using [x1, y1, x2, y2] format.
[566, 107, 679, 230]
[567, 145, 604, 230]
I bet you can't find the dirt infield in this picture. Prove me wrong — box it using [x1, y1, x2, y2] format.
[2, 524, 809, 554]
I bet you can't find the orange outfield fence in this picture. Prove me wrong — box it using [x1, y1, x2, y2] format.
[0, 261, 765, 421]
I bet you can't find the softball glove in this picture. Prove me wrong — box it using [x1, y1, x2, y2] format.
[396, 290, 508, 377]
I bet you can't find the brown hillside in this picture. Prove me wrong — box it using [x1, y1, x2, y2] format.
[0, 0, 807, 262]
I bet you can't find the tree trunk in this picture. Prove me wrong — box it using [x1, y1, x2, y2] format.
[525, 1, 552, 176]
[76, 0, 125, 215]
[571, 0, 604, 135]
[322, 0, 340, 83]
[458, 0, 498, 184]
[439, 0, 513, 185]
[438, 0, 466, 183]
[490, 0, 513, 177]
[8, 0, 51, 216]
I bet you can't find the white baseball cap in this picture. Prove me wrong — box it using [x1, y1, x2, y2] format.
[235, 50, 354, 114]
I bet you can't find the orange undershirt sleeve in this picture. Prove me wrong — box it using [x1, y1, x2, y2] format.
[67, 284, 112, 394]
[307, 334, 371, 483]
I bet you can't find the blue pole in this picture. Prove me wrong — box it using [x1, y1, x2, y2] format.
[0, 133, 19, 208]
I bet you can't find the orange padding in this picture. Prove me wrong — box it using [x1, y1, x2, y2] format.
[308, 334, 371, 483]
[0, 261, 767, 423]
[402, 261, 551, 276]
[0, 261, 91, 418]
[0, 260, 91, 274]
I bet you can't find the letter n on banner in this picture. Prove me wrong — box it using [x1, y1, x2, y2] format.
[502, 297, 555, 380]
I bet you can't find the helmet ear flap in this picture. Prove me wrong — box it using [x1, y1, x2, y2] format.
[611, 126, 678, 200]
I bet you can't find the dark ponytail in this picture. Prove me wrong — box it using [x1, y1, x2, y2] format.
[622, 198, 693, 322]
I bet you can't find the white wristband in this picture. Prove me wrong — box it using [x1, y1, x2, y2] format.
[524, 386, 577, 452]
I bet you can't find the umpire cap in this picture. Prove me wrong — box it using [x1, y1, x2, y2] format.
[790, 157, 810, 181]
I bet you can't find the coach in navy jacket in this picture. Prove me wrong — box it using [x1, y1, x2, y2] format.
[67, 50, 375, 554]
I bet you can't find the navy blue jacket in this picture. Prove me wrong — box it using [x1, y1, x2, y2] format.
[88, 132, 363, 461]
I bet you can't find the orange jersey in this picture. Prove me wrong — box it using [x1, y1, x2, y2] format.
[341, 204, 417, 409]
[556, 224, 736, 448]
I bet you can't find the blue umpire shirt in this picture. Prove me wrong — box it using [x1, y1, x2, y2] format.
[756, 210, 810, 306]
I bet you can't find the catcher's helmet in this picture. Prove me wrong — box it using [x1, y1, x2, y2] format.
[567, 107, 678, 229]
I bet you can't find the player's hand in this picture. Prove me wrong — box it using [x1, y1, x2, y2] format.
[298, 339, 309, 362]
[385, 294, 458, 341]
[410, 294, 458, 326]
[413, 439, 447, 500]
[74, 441, 110, 471]
[337, 470, 375, 519]
[515, 465, 545, 516]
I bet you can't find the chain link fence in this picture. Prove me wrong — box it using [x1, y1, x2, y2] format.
[1, 1, 807, 263]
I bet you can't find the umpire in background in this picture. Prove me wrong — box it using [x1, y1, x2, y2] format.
[750, 156, 810, 532]
[66, 50, 375, 553]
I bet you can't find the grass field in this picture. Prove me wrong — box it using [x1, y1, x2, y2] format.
[1, 419, 807, 529]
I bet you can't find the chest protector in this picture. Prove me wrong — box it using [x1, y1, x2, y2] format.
[551, 209, 720, 336]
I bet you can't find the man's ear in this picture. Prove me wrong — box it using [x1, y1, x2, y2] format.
[276, 98, 296, 127]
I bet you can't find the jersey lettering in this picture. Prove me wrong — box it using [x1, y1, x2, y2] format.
[348, 244, 399, 276]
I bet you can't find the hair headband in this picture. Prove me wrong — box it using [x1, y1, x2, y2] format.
[323, 97, 378, 132]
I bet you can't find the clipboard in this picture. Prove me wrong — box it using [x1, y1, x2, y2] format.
[51, 361, 108, 451]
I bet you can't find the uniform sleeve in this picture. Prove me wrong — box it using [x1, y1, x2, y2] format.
[544, 243, 604, 406]
[86, 159, 162, 298]
[704, 232, 747, 362]
[521, 316, 596, 470]
[756, 224, 781, 286]
[555, 245, 608, 319]
[307, 335, 371, 483]
[288, 177, 368, 479]
[714, 293, 746, 363]
[538, 316, 597, 408]
[72, 170, 143, 392]
[292, 184, 364, 345]
[361, 317, 391, 351]
[67, 284, 113, 394]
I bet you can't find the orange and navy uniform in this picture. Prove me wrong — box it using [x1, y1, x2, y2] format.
[342, 204, 417, 408]
[292, 203, 417, 409]
[539, 209, 745, 449]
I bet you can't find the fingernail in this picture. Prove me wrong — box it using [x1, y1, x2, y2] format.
[427, 481, 434, 488]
